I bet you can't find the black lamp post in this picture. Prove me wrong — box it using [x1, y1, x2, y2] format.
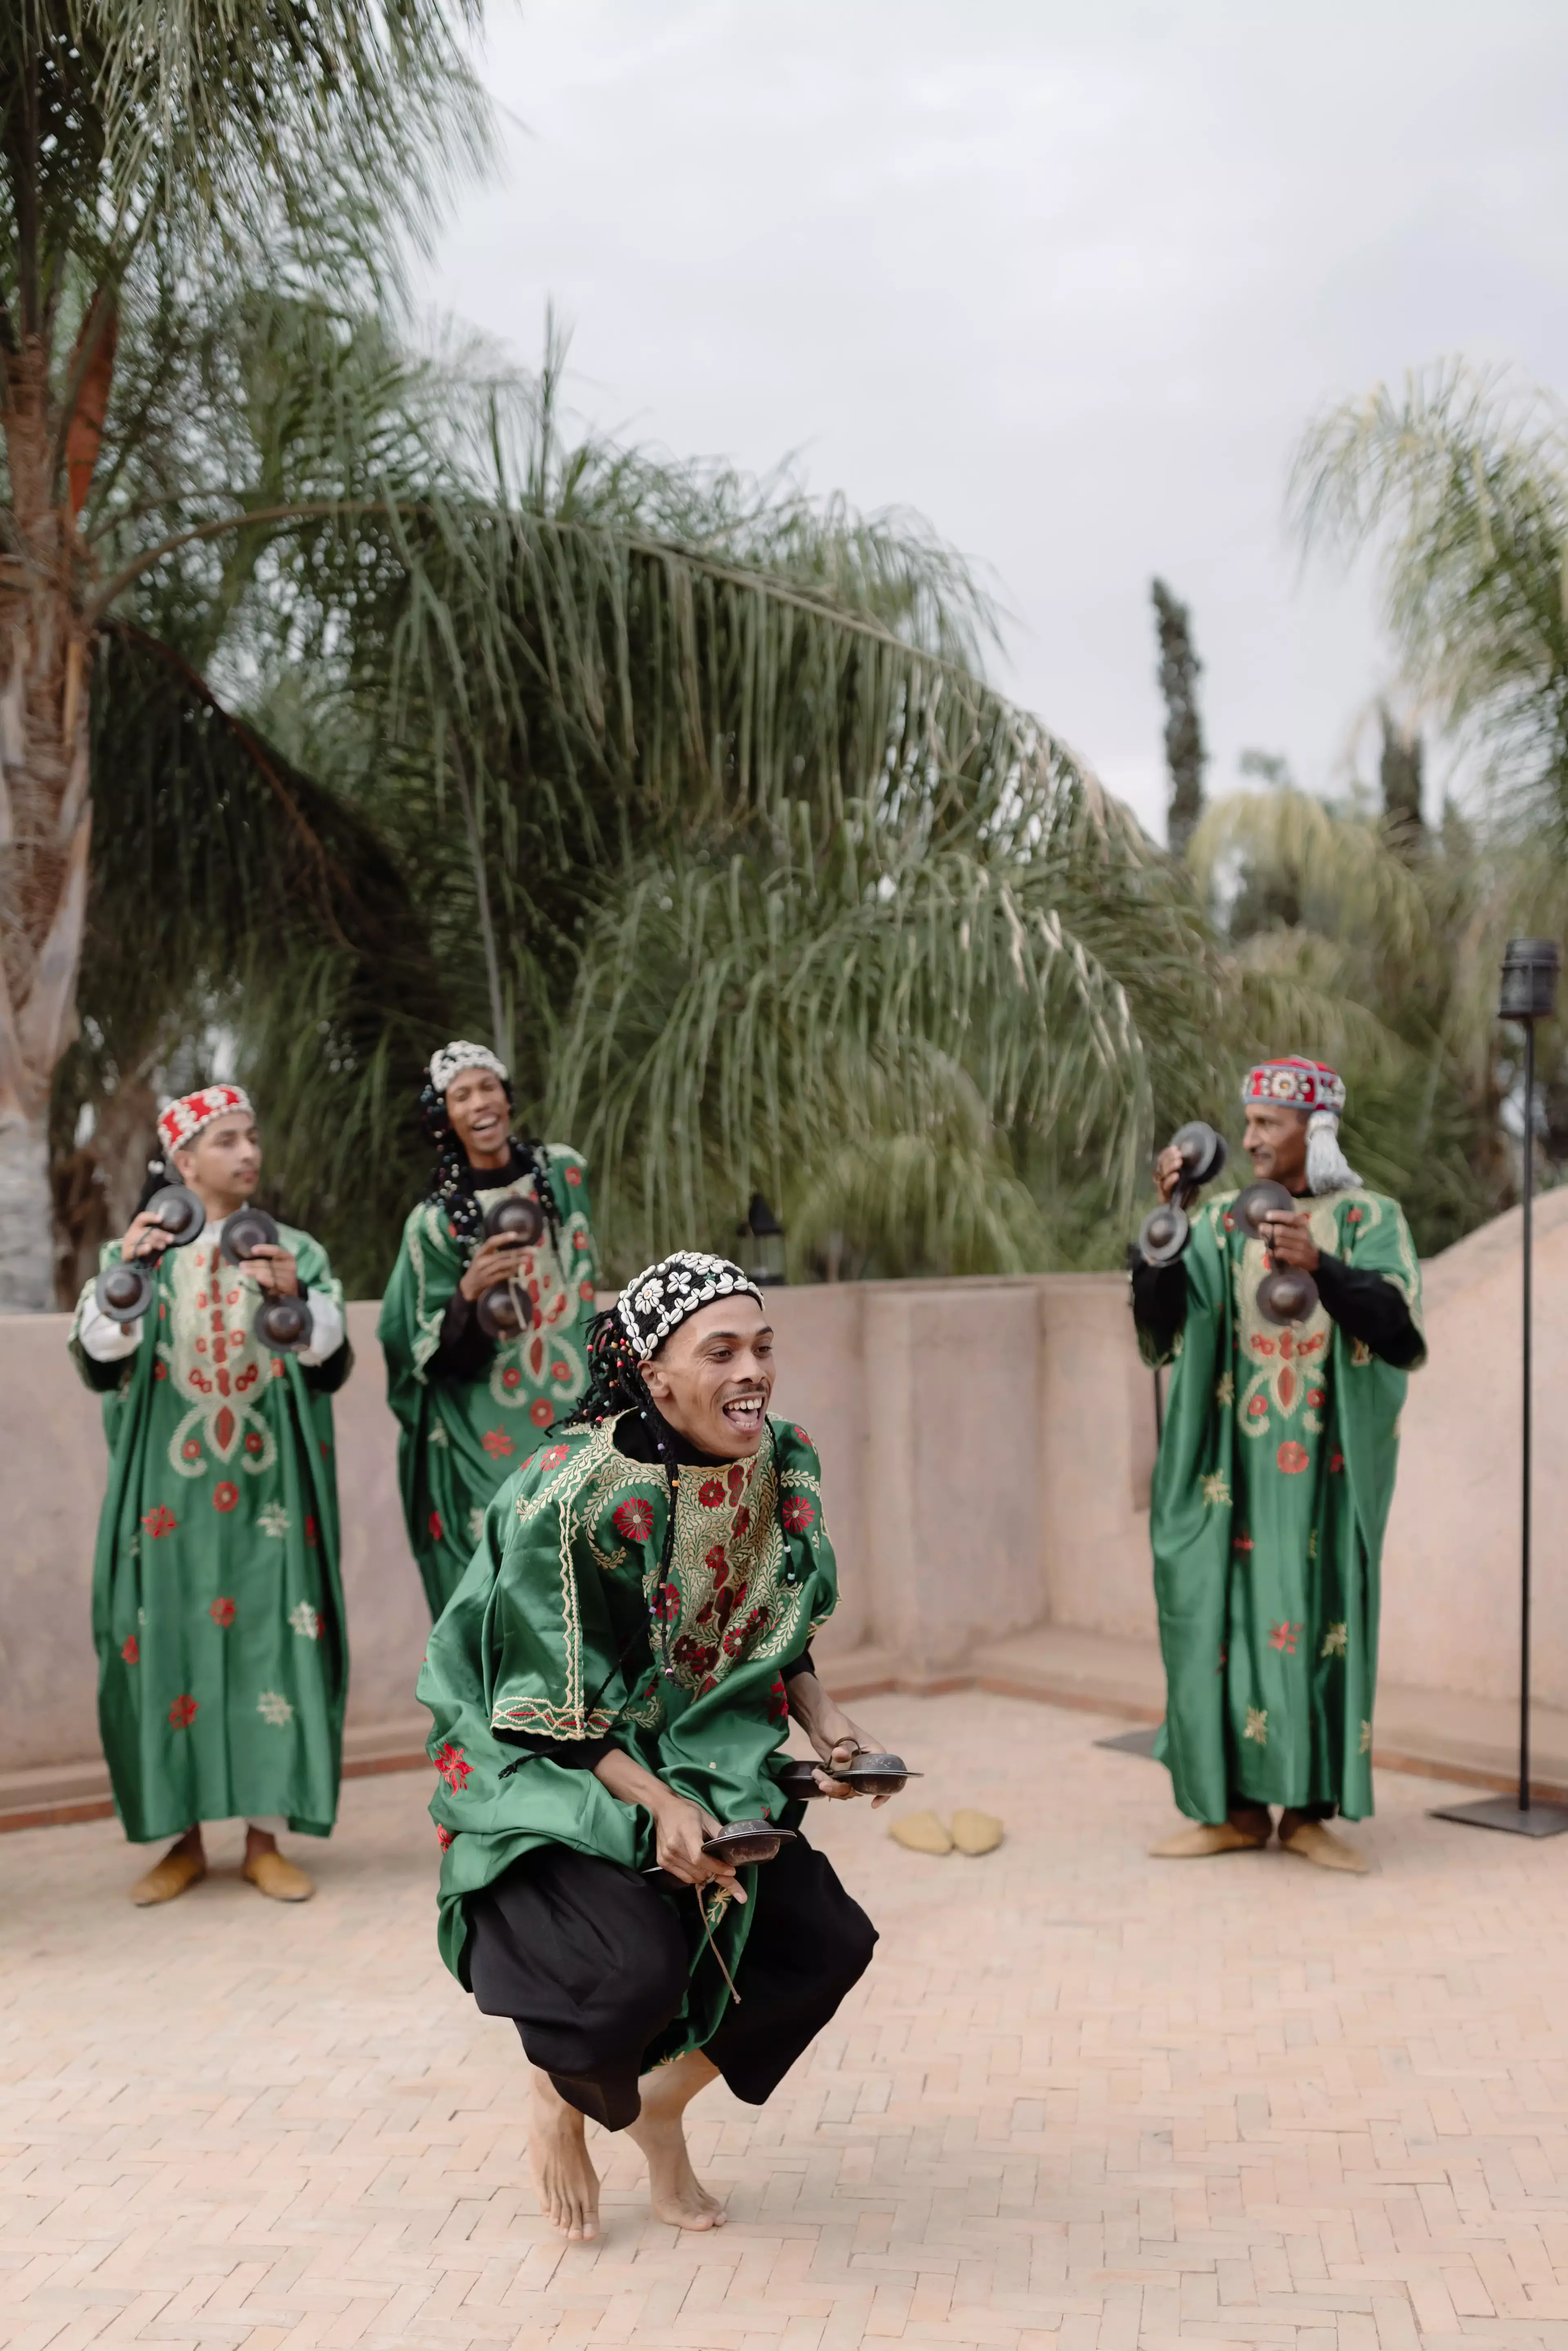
[739, 1193, 787, 1286]
[1434, 938, 1568, 1837]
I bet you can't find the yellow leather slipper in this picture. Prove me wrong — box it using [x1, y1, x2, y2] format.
[890, 1810, 953, 1856]
[130, 1848, 207, 1907]
[951, 1808, 1004, 1857]
[242, 1849, 315, 1902]
[1278, 1817, 1369, 1874]
[1149, 1813, 1270, 1859]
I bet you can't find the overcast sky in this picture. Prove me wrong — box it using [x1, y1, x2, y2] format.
[421, 0, 1568, 835]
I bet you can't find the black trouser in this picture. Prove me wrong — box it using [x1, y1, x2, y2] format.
[464, 1832, 877, 2130]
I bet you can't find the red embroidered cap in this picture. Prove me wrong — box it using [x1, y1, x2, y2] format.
[157, 1085, 253, 1155]
[1240, 1057, 1345, 1115]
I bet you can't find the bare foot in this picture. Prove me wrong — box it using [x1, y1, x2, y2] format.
[625, 2050, 726, 2230]
[527, 2067, 601, 2240]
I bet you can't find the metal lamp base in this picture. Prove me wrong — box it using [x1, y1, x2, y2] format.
[1430, 1794, 1568, 1838]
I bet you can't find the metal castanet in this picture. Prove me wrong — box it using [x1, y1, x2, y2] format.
[775, 1752, 920, 1801]
[1137, 1121, 1229, 1265]
[699, 1819, 797, 1866]
[1233, 1178, 1321, 1326]
[218, 1206, 312, 1353]
[92, 1185, 207, 1323]
[475, 1191, 546, 1340]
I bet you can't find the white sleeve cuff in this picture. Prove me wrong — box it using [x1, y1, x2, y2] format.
[296, 1289, 345, 1367]
[78, 1291, 145, 1363]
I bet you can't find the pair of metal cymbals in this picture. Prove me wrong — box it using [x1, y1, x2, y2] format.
[92, 1185, 206, 1323]
[475, 1193, 546, 1340]
[1232, 1179, 1321, 1325]
[218, 1207, 314, 1351]
[1138, 1121, 1229, 1266]
[775, 1751, 920, 1801]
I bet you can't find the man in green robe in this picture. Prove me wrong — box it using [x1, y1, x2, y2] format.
[419, 1250, 885, 2242]
[378, 1041, 600, 1615]
[71, 1085, 351, 1906]
[1134, 1056, 1425, 1872]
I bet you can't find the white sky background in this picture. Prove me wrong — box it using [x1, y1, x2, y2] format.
[422, 0, 1568, 837]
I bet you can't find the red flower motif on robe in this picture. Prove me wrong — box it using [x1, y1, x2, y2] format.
[142, 1505, 177, 1538]
[1232, 1532, 1254, 1554]
[612, 1497, 655, 1543]
[305, 1514, 318, 1547]
[436, 1823, 455, 1851]
[246, 1430, 265, 1455]
[768, 1674, 789, 1725]
[565, 1165, 583, 1187]
[792, 1425, 813, 1445]
[209, 1597, 236, 1627]
[1276, 1441, 1310, 1475]
[653, 1580, 680, 1623]
[1329, 1450, 1345, 1474]
[154, 1361, 168, 1380]
[698, 1478, 726, 1507]
[121, 1634, 139, 1664]
[781, 1496, 816, 1534]
[540, 1443, 570, 1471]
[168, 1694, 198, 1729]
[1268, 1621, 1301, 1655]
[481, 1428, 514, 1460]
[1307, 1388, 1325, 1408]
[433, 1742, 472, 1791]
[501, 1366, 521, 1389]
[579, 1280, 595, 1302]
[1347, 1206, 1363, 1222]
[182, 1438, 202, 1461]
[428, 1509, 444, 1541]
[551, 1360, 569, 1382]
[704, 1542, 729, 1585]
[212, 1483, 239, 1513]
[1247, 1396, 1269, 1419]
[530, 1399, 555, 1429]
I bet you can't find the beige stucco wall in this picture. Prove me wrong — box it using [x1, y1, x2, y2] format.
[1, 1190, 1563, 1775]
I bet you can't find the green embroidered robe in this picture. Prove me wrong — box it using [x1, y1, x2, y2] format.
[417, 1411, 835, 2061]
[1142, 1187, 1424, 1823]
[71, 1224, 351, 1843]
[378, 1147, 600, 1617]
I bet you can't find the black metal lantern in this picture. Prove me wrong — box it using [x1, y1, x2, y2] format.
[739, 1193, 786, 1286]
[1434, 935, 1567, 1837]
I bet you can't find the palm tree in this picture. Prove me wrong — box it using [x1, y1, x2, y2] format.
[1, 0, 486, 1305]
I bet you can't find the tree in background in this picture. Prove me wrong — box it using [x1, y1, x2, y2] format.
[1152, 578, 1207, 857]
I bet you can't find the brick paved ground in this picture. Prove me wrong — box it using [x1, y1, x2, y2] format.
[5, 1690, 1568, 2350]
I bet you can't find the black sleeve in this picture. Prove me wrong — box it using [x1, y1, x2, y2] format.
[1314, 1253, 1424, 1369]
[1129, 1249, 1189, 1355]
[494, 1728, 620, 1773]
[429, 1287, 494, 1383]
[782, 1645, 817, 1682]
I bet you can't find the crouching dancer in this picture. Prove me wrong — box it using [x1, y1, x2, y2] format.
[418, 1251, 880, 2240]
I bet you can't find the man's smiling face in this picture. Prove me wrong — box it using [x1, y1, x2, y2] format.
[445, 1068, 510, 1164]
[641, 1293, 775, 1460]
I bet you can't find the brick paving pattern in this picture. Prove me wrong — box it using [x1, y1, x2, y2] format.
[4, 1690, 1568, 2349]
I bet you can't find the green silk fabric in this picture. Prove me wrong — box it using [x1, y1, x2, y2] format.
[71, 1224, 351, 1843]
[377, 1148, 600, 1616]
[417, 1411, 836, 2060]
[1143, 1188, 1424, 1824]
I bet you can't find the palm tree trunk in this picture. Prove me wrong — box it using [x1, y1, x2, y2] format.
[0, 347, 95, 1308]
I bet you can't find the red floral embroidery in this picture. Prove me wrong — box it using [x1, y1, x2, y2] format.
[1307, 1388, 1325, 1408]
[1329, 1450, 1345, 1474]
[727, 1465, 745, 1503]
[436, 1823, 454, 1852]
[613, 1497, 655, 1543]
[698, 1478, 726, 1507]
[121, 1634, 139, 1664]
[530, 1399, 555, 1429]
[168, 1694, 198, 1729]
[212, 1483, 239, 1513]
[1268, 1621, 1301, 1655]
[781, 1496, 816, 1534]
[550, 1360, 568, 1382]
[1347, 1206, 1363, 1222]
[1222, 1211, 1236, 1231]
[142, 1505, 177, 1538]
[1246, 1395, 1269, 1419]
[704, 1542, 729, 1584]
[305, 1514, 318, 1546]
[768, 1674, 789, 1725]
[579, 1280, 595, 1302]
[1250, 1334, 1277, 1357]
[653, 1580, 680, 1623]
[481, 1428, 514, 1460]
[270, 1356, 286, 1377]
[731, 1505, 751, 1537]
[215, 1406, 235, 1452]
[540, 1443, 570, 1471]
[246, 1429, 265, 1455]
[565, 1165, 583, 1187]
[209, 1596, 236, 1627]
[1276, 1441, 1310, 1475]
[1217, 1643, 1227, 1671]
[433, 1742, 472, 1791]
[501, 1366, 521, 1390]
[428, 1509, 444, 1541]
[181, 1438, 202, 1461]
[1232, 1532, 1254, 1554]
[154, 1361, 168, 1380]
[792, 1425, 813, 1446]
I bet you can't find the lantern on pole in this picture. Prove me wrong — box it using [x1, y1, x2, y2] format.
[1434, 938, 1568, 1836]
